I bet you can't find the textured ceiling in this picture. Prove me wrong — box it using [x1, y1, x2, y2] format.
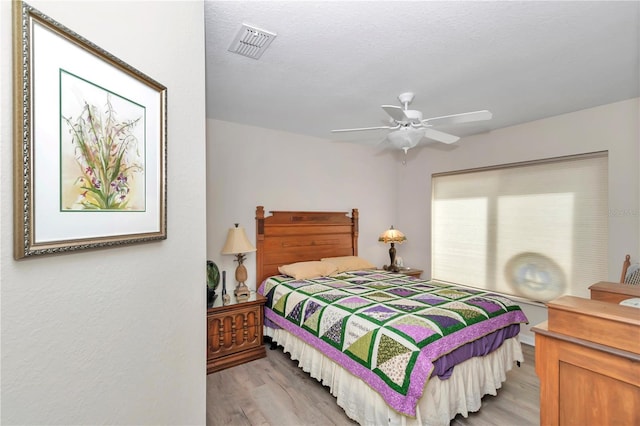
[204, 1, 639, 145]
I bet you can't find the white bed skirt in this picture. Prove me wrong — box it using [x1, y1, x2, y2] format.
[265, 326, 524, 426]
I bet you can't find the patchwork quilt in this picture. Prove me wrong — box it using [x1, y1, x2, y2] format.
[258, 270, 529, 417]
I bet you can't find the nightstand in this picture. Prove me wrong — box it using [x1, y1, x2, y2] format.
[207, 292, 266, 374]
[397, 268, 423, 278]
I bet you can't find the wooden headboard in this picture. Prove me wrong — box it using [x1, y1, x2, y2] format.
[255, 206, 359, 285]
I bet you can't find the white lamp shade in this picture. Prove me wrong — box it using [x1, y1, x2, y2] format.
[221, 225, 256, 254]
[387, 127, 425, 150]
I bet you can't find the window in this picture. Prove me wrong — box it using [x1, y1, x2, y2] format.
[432, 152, 608, 302]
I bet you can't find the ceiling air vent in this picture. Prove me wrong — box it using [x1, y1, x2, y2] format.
[228, 24, 277, 60]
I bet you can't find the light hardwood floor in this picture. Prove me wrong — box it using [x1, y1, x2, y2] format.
[207, 343, 539, 426]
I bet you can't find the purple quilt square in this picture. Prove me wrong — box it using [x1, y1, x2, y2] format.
[364, 305, 396, 314]
[387, 287, 417, 297]
[391, 323, 438, 343]
[349, 286, 367, 291]
[286, 281, 311, 288]
[319, 293, 347, 302]
[361, 304, 399, 322]
[413, 295, 446, 306]
[467, 298, 503, 313]
[419, 314, 462, 330]
[303, 301, 323, 322]
[388, 303, 423, 312]
[348, 278, 372, 285]
[339, 296, 372, 309]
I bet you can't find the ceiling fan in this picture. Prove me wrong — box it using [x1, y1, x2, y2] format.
[331, 92, 492, 153]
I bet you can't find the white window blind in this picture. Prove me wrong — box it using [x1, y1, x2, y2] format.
[432, 152, 608, 302]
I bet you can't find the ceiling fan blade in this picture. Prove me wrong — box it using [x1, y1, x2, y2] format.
[423, 110, 493, 127]
[331, 125, 398, 133]
[381, 105, 407, 122]
[422, 128, 460, 144]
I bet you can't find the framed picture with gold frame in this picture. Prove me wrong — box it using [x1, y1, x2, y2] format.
[13, 1, 167, 259]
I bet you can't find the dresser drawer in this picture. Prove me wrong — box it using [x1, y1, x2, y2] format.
[208, 324, 262, 357]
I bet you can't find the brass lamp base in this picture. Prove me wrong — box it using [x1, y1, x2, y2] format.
[384, 264, 401, 273]
[385, 242, 400, 272]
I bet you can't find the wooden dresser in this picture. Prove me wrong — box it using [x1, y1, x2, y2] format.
[589, 280, 640, 304]
[532, 293, 640, 425]
[207, 292, 266, 374]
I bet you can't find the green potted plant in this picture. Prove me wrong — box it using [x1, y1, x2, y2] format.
[207, 260, 220, 307]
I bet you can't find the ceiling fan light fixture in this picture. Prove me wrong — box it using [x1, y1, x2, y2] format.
[387, 127, 424, 151]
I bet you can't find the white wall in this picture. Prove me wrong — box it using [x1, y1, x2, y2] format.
[396, 98, 640, 344]
[0, 1, 207, 424]
[206, 119, 397, 289]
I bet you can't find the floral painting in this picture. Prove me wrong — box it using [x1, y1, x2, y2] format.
[14, 2, 166, 258]
[60, 70, 146, 211]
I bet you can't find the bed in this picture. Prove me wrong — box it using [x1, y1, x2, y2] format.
[254, 206, 529, 425]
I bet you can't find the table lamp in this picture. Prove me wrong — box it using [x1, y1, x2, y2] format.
[378, 225, 406, 273]
[221, 223, 256, 302]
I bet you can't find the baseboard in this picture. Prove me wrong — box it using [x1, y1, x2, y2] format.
[519, 333, 535, 347]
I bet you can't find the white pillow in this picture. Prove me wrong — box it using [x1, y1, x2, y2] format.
[278, 261, 338, 280]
